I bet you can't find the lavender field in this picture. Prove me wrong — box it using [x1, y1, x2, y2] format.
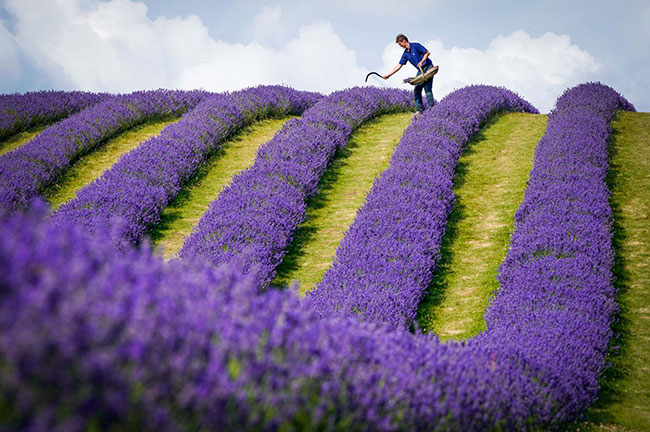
[0, 82, 646, 431]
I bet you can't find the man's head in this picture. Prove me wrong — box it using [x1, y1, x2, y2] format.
[396, 34, 409, 49]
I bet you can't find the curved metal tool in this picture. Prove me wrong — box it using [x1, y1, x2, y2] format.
[365, 71, 382, 82]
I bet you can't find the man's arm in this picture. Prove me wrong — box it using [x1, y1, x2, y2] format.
[383, 63, 403, 79]
[417, 50, 430, 68]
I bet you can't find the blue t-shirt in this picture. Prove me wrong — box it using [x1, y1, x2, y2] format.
[399, 42, 433, 69]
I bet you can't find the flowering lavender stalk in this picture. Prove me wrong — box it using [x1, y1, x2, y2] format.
[179, 87, 413, 287]
[308, 85, 538, 330]
[0, 90, 208, 211]
[0, 90, 108, 140]
[51, 86, 321, 247]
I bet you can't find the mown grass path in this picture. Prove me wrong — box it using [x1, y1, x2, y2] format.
[416, 112, 547, 340]
[574, 112, 650, 432]
[271, 112, 413, 294]
[43, 118, 178, 210]
[150, 116, 296, 260]
[0, 126, 48, 157]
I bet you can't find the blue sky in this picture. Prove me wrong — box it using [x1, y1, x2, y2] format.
[1, 0, 648, 113]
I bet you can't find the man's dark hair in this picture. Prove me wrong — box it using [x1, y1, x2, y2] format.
[395, 34, 408, 43]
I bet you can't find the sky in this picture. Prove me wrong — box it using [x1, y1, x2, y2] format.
[1, 0, 648, 113]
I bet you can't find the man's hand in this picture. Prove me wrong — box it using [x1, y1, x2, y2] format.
[384, 63, 403, 80]
[419, 51, 430, 68]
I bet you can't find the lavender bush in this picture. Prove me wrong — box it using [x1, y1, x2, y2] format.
[0, 201, 260, 430]
[0, 83, 635, 431]
[0, 202, 547, 431]
[478, 82, 635, 422]
[0, 90, 208, 211]
[308, 85, 538, 329]
[179, 87, 413, 286]
[0, 90, 107, 140]
[51, 86, 321, 247]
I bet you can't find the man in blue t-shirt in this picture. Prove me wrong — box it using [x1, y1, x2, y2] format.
[383, 34, 435, 114]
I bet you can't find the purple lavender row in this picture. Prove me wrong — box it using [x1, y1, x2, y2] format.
[477, 82, 635, 424]
[51, 86, 321, 246]
[1, 203, 547, 431]
[0, 90, 108, 140]
[179, 87, 413, 286]
[308, 85, 538, 330]
[0, 89, 208, 211]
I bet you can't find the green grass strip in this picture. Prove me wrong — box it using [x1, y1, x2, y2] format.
[43, 118, 178, 210]
[271, 112, 414, 295]
[150, 116, 296, 260]
[574, 112, 650, 432]
[0, 126, 48, 157]
[417, 112, 547, 341]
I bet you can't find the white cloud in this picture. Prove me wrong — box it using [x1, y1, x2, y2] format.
[313, 0, 435, 16]
[176, 20, 368, 93]
[378, 30, 601, 113]
[2, 1, 602, 110]
[3, 0, 367, 94]
[250, 5, 284, 46]
[0, 19, 22, 89]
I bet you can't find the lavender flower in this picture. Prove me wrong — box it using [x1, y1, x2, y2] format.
[179, 87, 414, 287]
[0, 201, 545, 431]
[308, 85, 538, 329]
[0, 90, 108, 140]
[479, 82, 635, 421]
[0, 83, 635, 431]
[51, 86, 321, 247]
[0, 90, 208, 211]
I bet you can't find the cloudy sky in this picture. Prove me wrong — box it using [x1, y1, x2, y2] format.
[1, 0, 648, 113]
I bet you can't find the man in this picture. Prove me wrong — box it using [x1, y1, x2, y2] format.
[383, 34, 435, 114]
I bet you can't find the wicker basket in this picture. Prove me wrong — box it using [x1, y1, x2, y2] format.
[404, 65, 439, 85]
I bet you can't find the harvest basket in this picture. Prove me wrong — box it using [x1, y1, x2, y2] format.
[403, 65, 439, 85]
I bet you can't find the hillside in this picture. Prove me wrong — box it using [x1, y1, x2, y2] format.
[0, 85, 646, 431]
